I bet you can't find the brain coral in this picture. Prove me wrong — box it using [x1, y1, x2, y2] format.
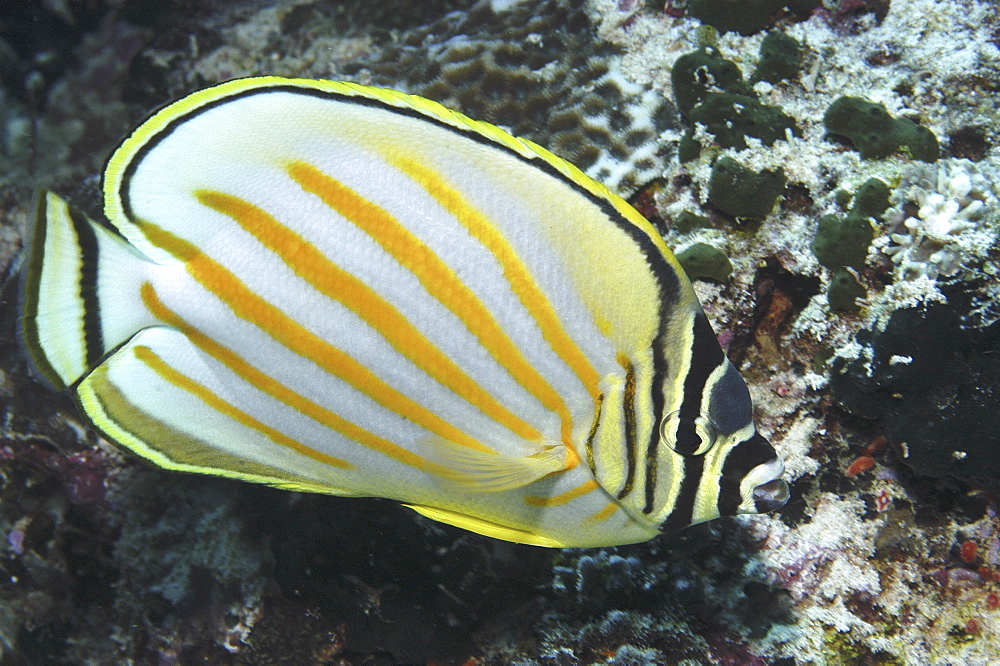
[344, 0, 679, 194]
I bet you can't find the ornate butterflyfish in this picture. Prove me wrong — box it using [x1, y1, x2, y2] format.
[19, 77, 787, 548]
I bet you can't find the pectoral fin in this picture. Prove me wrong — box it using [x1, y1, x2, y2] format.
[420, 435, 566, 492]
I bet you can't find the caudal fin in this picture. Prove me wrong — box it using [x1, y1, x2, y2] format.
[19, 191, 153, 390]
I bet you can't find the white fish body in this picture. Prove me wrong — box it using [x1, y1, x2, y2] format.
[20, 78, 786, 547]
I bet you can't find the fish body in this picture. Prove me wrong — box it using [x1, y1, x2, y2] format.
[20, 77, 786, 547]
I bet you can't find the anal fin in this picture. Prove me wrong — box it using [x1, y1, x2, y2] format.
[404, 503, 564, 547]
[77, 326, 356, 495]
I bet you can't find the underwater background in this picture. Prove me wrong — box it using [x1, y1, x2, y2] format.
[1, 0, 999, 662]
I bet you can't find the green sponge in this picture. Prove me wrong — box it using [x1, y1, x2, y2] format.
[708, 157, 786, 219]
[688, 92, 799, 150]
[823, 96, 939, 162]
[811, 178, 890, 270]
[851, 178, 891, 218]
[827, 269, 866, 311]
[753, 31, 802, 83]
[673, 210, 712, 234]
[811, 213, 874, 270]
[673, 46, 800, 162]
[677, 243, 733, 282]
[679, 132, 703, 163]
[672, 47, 750, 117]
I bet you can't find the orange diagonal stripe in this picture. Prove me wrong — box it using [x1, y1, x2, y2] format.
[524, 479, 599, 507]
[386, 153, 601, 399]
[140, 282, 449, 472]
[589, 502, 619, 523]
[381, 152, 613, 469]
[138, 220, 492, 455]
[132, 343, 352, 470]
[287, 162, 581, 453]
[195, 188, 540, 445]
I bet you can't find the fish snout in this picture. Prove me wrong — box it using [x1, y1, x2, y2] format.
[735, 453, 787, 515]
[751, 478, 789, 513]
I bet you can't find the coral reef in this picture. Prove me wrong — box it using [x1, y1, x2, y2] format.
[355, 0, 679, 193]
[1, 0, 999, 662]
[122, 0, 680, 196]
[0, 1, 147, 194]
[880, 158, 1000, 280]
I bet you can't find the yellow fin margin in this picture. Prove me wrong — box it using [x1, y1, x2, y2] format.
[76, 349, 361, 497]
[102, 76, 686, 279]
[404, 503, 564, 547]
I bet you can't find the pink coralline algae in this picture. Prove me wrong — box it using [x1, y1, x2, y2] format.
[6, 525, 26, 555]
[875, 489, 891, 512]
[845, 455, 875, 477]
[63, 450, 110, 507]
[814, 0, 884, 25]
[826, 0, 869, 13]
[0, 439, 111, 510]
[663, 1, 687, 19]
[716, 329, 735, 352]
[961, 540, 979, 564]
[933, 567, 984, 589]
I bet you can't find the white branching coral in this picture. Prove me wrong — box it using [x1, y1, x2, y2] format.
[880, 159, 999, 280]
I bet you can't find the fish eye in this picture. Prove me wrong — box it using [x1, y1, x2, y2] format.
[659, 411, 718, 456]
[693, 418, 719, 455]
[659, 411, 680, 449]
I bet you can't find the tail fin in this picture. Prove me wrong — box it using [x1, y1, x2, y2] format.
[19, 191, 153, 390]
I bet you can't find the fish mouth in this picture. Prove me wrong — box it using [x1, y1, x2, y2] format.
[735, 455, 787, 515]
[751, 478, 789, 513]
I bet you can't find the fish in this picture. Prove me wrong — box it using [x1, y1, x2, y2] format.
[18, 77, 787, 548]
